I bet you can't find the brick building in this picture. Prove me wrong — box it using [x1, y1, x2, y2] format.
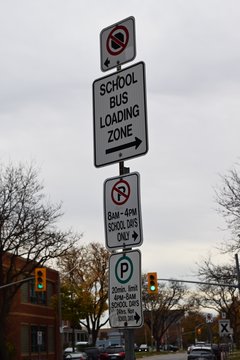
[3, 255, 61, 360]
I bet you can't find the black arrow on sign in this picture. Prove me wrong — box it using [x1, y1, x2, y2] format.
[106, 137, 142, 154]
[104, 58, 110, 68]
[132, 231, 138, 241]
[134, 312, 140, 323]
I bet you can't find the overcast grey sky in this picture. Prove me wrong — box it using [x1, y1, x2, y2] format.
[1, 0, 239, 280]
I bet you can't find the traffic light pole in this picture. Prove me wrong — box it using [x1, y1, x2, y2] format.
[0, 276, 34, 289]
[157, 278, 239, 288]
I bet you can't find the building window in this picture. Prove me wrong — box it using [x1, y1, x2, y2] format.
[21, 325, 29, 353]
[47, 281, 54, 306]
[21, 282, 29, 303]
[48, 326, 55, 352]
[21, 280, 47, 305]
[31, 326, 47, 353]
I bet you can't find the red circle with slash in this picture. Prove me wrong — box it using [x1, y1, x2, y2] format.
[106, 25, 129, 56]
[111, 179, 130, 205]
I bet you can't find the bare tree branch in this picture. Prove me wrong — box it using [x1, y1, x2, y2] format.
[0, 163, 81, 359]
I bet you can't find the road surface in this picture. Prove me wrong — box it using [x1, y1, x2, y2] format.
[140, 351, 187, 360]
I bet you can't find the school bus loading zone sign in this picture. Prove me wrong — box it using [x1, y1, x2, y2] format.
[92, 61, 148, 167]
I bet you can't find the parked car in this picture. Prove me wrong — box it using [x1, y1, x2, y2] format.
[100, 345, 125, 359]
[64, 349, 88, 360]
[167, 345, 179, 352]
[76, 343, 101, 360]
[138, 344, 149, 352]
[188, 346, 216, 360]
[187, 345, 195, 354]
[64, 343, 100, 360]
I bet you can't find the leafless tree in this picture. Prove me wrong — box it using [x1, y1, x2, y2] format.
[142, 274, 190, 350]
[215, 167, 240, 253]
[0, 163, 80, 360]
[196, 257, 240, 347]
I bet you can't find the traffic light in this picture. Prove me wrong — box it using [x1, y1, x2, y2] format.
[35, 267, 46, 292]
[147, 272, 158, 294]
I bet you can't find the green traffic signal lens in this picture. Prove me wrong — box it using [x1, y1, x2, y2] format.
[150, 275, 156, 291]
[37, 271, 43, 289]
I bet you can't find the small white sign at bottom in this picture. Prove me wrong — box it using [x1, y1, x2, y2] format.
[219, 319, 231, 336]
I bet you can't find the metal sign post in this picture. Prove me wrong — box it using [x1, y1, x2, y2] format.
[94, 17, 147, 360]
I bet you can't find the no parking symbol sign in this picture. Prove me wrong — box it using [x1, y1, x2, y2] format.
[111, 178, 130, 205]
[104, 172, 143, 250]
[100, 16, 136, 72]
[106, 25, 129, 56]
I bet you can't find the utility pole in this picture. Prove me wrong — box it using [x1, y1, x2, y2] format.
[235, 254, 240, 292]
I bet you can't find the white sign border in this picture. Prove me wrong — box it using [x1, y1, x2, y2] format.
[219, 319, 231, 336]
[104, 172, 143, 250]
[92, 61, 148, 168]
[100, 16, 136, 72]
[108, 249, 143, 329]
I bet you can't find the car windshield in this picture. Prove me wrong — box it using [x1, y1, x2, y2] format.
[191, 349, 212, 354]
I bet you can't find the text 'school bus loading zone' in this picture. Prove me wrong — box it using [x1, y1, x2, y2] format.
[99, 72, 139, 145]
[93, 62, 148, 167]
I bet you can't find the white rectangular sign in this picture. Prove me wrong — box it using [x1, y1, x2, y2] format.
[109, 249, 143, 329]
[37, 331, 43, 345]
[219, 319, 231, 337]
[104, 172, 143, 250]
[100, 16, 136, 72]
[92, 62, 148, 167]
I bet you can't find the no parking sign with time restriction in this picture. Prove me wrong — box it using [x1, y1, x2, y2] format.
[104, 172, 143, 250]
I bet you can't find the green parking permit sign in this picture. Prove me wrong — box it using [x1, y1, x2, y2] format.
[109, 249, 143, 329]
[115, 254, 133, 283]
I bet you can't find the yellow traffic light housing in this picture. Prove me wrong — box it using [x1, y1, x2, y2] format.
[147, 272, 158, 294]
[35, 267, 46, 292]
